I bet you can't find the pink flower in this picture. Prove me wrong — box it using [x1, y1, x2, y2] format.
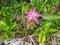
[25, 7, 41, 24]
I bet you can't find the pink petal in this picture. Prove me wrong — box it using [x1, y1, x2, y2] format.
[35, 12, 42, 17]
[24, 7, 42, 24]
[32, 17, 39, 24]
[33, 7, 36, 12]
[24, 12, 28, 16]
[29, 8, 33, 12]
[26, 18, 31, 23]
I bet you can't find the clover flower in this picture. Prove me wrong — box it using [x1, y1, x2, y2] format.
[25, 7, 41, 24]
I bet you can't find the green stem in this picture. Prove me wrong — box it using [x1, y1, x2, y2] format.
[22, 5, 28, 39]
[40, 0, 48, 12]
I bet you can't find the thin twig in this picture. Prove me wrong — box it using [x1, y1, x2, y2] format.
[29, 34, 36, 45]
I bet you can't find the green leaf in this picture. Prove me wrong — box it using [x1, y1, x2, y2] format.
[44, 22, 52, 30]
[42, 21, 52, 31]
[0, 21, 6, 26]
[38, 32, 46, 43]
[55, 0, 60, 7]
[0, 21, 7, 30]
[10, 22, 17, 29]
[36, 27, 43, 31]
[49, 28, 57, 33]
[42, 13, 60, 20]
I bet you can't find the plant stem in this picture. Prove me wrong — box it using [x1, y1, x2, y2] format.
[40, 0, 48, 12]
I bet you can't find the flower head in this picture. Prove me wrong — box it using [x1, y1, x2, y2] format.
[25, 7, 41, 24]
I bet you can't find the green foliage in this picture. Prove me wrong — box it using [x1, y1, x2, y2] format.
[42, 13, 60, 20]
[0, 0, 60, 44]
[38, 21, 57, 43]
[38, 31, 46, 43]
[0, 1, 19, 39]
[0, 0, 30, 39]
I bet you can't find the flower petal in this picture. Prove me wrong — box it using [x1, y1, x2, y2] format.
[35, 12, 42, 17]
[26, 18, 31, 23]
[24, 12, 28, 16]
[32, 17, 39, 24]
[24, 7, 42, 24]
[33, 7, 36, 12]
[29, 8, 33, 12]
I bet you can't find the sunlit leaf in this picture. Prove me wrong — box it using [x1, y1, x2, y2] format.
[42, 13, 60, 20]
